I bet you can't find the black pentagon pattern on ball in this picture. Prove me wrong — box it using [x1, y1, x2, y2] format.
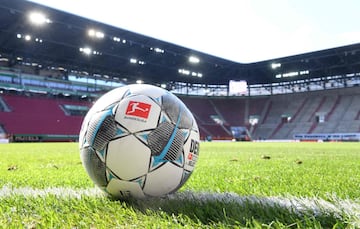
[80, 146, 107, 188]
[85, 110, 117, 151]
[79, 85, 200, 198]
[161, 93, 193, 129]
[148, 122, 184, 161]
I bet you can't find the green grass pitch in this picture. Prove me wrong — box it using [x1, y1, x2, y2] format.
[1, 142, 359, 228]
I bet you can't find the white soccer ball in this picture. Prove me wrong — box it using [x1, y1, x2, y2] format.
[79, 84, 200, 198]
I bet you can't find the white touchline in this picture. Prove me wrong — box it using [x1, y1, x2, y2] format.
[1, 185, 359, 225]
[169, 191, 360, 219]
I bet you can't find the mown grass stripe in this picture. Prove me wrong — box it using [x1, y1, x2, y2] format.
[0, 185, 104, 199]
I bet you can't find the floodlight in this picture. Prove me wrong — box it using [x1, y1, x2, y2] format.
[88, 29, 104, 39]
[113, 37, 121, 42]
[29, 12, 50, 25]
[178, 68, 190, 75]
[154, 47, 164, 53]
[24, 35, 31, 41]
[88, 29, 96, 37]
[80, 47, 92, 55]
[95, 31, 104, 38]
[271, 63, 281, 69]
[189, 56, 200, 63]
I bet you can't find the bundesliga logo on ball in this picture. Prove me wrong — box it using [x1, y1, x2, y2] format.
[79, 84, 200, 199]
[125, 101, 151, 119]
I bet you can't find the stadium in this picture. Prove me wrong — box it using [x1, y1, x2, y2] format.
[0, 1, 359, 228]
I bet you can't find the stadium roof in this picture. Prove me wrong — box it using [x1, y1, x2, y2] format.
[1, 0, 360, 86]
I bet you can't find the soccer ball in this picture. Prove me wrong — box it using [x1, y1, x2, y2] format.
[79, 84, 200, 199]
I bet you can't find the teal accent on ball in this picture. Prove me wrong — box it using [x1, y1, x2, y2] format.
[153, 107, 182, 164]
[89, 108, 114, 147]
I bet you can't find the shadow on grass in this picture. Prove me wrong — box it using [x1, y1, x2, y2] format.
[123, 191, 350, 228]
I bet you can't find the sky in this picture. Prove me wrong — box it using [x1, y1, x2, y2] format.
[29, 0, 360, 63]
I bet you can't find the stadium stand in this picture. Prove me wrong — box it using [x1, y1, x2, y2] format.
[2, 75, 358, 141]
[0, 0, 359, 142]
[1, 77, 359, 141]
[177, 87, 360, 140]
[0, 93, 91, 141]
[210, 98, 246, 126]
